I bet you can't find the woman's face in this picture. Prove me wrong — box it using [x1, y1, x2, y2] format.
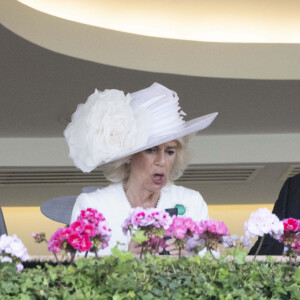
[129, 140, 178, 192]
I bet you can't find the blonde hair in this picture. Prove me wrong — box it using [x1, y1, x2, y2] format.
[103, 135, 193, 183]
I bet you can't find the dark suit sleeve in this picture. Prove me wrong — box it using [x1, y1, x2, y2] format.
[248, 178, 290, 255]
[0, 207, 8, 235]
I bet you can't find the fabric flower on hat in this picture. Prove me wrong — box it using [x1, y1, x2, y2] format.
[64, 89, 149, 172]
[64, 83, 218, 173]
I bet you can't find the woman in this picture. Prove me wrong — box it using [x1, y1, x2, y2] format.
[66, 83, 217, 256]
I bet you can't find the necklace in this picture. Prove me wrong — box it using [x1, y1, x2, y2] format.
[122, 183, 161, 208]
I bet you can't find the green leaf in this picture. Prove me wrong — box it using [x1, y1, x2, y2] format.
[132, 230, 148, 244]
[292, 266, 300, 284]
[0, 252, 299, 298]
[266, 255, 274, 264]
[127, 291, 135, 298]
[111, 245, 133, 263]
[203, 250, 213, 259]
[218, 268, 229, 280]
[48, 268, 58, 282]
[20, 295, 31, 300]
[232, 248, 247, 265]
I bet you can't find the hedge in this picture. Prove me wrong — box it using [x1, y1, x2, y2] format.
[0, 251, 299, 300]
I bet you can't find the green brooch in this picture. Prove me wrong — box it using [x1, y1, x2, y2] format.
[174, 204, 186, 215]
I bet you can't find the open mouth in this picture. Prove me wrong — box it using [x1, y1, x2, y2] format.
[152, 173, 165, 184]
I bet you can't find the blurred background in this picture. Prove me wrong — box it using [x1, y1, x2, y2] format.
[1, 0, 300, 255]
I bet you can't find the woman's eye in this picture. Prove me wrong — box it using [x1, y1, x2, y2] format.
[145, 148, 156, 154]
[167, 150, 175, 155]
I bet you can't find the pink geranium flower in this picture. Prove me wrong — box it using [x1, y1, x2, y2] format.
[48, 229, 64, 253]
[276, 218, 300, 260]
[283, 218, 299, 231]
[68, 232, 82, 250]
[122, 207, 173, 257]
[60, 227, 72, 239]
[82, 223, 97, 237]
[98, 221, 112, 236]
[189, 219, 230, 253]
[204, 219, 230, 236]
[68, 232, 93, 252]
[165, 216, 199, 257]
[79, 234, 93, 252]
[70, 221, 83, 233]
[166, 216, 198, 240]
[47, 208, 111, 259]
[131, 208, 148, 226]
[123, 207, 173, 232]
[78, 208, 105, 226]
[170, 219, 187, 239]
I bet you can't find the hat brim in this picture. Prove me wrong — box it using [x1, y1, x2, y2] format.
[99, 112, 218, 166]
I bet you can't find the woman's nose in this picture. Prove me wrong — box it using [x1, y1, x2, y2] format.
[155, 152, 166, 166]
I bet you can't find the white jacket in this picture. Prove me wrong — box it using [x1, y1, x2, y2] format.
[71, 182, 209, 255]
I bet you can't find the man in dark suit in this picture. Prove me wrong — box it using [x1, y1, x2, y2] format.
[0, 206, 7, 235]
[249, 173, 300, 255]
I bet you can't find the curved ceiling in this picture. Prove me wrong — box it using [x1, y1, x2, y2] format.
[2, 0, 300, 79]
[18, 0, 300, 43]
[1, 23, 300, 137]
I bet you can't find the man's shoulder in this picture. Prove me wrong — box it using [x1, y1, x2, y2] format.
[290, 173, 300, 185]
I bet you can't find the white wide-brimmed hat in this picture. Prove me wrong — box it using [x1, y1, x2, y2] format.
[64, 82, 218, 173]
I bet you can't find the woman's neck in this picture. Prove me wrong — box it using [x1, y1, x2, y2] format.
[123, 180, 160, 209]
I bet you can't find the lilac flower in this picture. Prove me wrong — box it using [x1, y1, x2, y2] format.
[186, 236, 201, 251]
[16, 263, 24, 273]
[222, 234, 240, 248]
[222, 235, 252, 249]
[0, 256, 12, 263]
[240, 235, 253, 248]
